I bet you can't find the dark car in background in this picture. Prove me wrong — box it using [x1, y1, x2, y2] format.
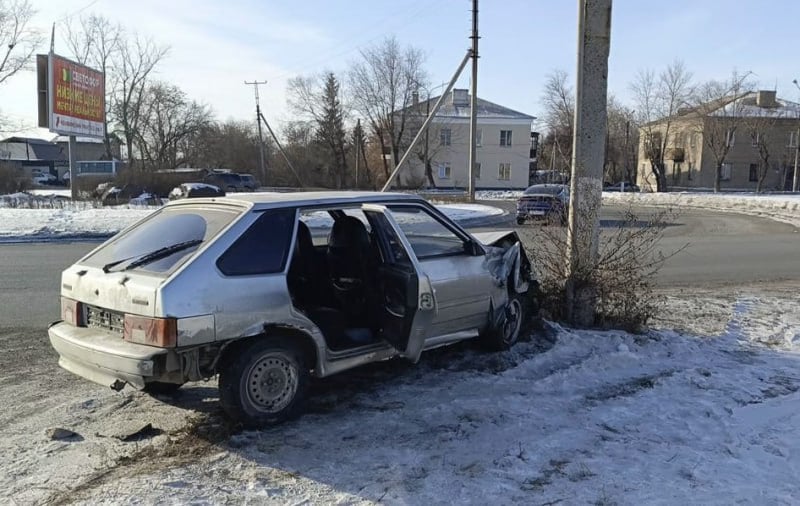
[169, 182, 226, 200]
[516, 184, 570, 226]
[204, 172, 247, 192]
[239, 174, 260, 191]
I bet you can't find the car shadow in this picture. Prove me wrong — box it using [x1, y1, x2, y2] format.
[153, 324, 559, 503]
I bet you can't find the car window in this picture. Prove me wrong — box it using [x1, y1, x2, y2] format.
[82, 206, 241, 275]
[387, 205, 466, 259]
[299, 208, 371, 246]
[217, 208, 295, 276]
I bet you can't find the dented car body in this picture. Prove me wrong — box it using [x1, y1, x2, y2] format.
[49, 192, 534, 426]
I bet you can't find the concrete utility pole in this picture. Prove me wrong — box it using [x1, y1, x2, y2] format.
[565, 0, 612, 327]
[245, 80, 268, 183]
[792, 80, 800, 192]
[467, 0, 479, 202]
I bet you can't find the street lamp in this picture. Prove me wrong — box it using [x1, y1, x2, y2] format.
[792, 79, 800, 192]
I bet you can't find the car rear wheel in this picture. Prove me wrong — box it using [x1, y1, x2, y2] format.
[219, 337, 309, 427]
[516, 217, 526, 225]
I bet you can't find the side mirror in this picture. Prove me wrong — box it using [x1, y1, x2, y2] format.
[465, 240, 484, 256]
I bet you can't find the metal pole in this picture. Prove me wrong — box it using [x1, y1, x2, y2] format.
[468, 0, 479, 202]
[793, 125, 800, 192]
[68, 135, 78, 199]
[245, 80, 268, 183]
[355, 121, 360, 189]
[381, 51, 472, 191]
[259, 111, 304, 187]
[565, 0, 612, 326]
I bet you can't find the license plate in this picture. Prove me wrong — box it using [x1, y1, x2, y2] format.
[531, 211, 545, 216]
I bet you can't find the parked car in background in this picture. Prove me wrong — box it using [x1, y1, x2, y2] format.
[604, 182, 640, 192]
[516, 184, 570, 225]
[100, 184, 148, 206]
[169, 182, 225, 200]
[204, 172, 247, 192]
[32, 173, 58, 186]
[48, 192, 534, 427]
[239, 174, 260, 191]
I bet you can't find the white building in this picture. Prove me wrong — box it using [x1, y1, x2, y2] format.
[397, 89, 536, 190]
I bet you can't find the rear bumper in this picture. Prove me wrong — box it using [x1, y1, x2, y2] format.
[48, 321, 169, 389]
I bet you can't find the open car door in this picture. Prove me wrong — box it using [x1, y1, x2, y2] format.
[362, 204, 436, 363]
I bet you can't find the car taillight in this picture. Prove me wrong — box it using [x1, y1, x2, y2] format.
[61, 297, 83, 326]
[123, 315, 177, 348]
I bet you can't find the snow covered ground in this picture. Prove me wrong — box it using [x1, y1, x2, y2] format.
[4, 284, 800, 504]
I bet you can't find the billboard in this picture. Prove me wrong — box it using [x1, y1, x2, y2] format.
[37, 53, 105, 138]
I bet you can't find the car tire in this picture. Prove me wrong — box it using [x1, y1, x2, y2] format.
[481, 292, 525, 351]
[142, 381, 183, 395]
[219, 337, 309, 427]
[516, 217, 526, 225]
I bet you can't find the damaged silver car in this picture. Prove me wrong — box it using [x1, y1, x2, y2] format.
[49, 192, 534, 426]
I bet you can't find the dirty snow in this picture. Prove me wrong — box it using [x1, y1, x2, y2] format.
[4, 286, 800, 504]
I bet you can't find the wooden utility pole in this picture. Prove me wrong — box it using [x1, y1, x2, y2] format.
[468, 0, 479, 202]
[245, 80, 268, 183]
[565, 0, 612, 326]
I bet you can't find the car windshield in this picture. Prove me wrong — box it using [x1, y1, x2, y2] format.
[81, 205, 242, 275]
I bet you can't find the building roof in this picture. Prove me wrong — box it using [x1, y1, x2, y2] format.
[0, 137, 67, 162]
[406, 89, 535, 121]
[675, 91, 800, 120]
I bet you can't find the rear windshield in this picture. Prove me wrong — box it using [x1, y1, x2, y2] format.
[81, 205, 242, 275]
[524, 185, 564, 195]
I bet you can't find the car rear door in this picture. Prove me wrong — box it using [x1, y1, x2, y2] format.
[362, 204, 435, 363]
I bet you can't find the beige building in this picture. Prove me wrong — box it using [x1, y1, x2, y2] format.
[397, 89, 536, 190]
[637, 90, 800, 192]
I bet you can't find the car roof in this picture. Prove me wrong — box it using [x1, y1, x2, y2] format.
[166, 191, 423, 211]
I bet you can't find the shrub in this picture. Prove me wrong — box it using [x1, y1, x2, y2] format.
[0, 163, 30, 194]
[520, 203, 682, 332]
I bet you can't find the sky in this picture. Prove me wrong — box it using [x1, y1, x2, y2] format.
[2, 0, 800, 137]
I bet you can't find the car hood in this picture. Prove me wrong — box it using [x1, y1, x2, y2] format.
[471, 230, 518, 247]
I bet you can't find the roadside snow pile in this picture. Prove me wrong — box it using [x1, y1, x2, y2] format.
[0, 202, 505, 242]
[477, 190, 523, 200]
[8, 287, 800, 504]
[603, 192, 800, 228]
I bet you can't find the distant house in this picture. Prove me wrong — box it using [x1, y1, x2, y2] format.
[395, 89, 536, 190]
[637, 90, 800, 191]
[0, 137, 67, 179]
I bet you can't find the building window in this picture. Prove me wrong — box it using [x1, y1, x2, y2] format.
[687, 161, 694, 180]
[751, 132, 761, 147]
[689, 133, 697, 148]
[789, 131, 798, 148]
[720, 163, 732, 181]
[476, 129, 482, 147]
[438, 162, 451, 179]
[440, 128, 452, 146]
[498, 162, 511, 180]
[749, 163, 759, 182]
[726, 129, 735, 147]
[475, 162, 481, 179]
[500, 130, 512, 147]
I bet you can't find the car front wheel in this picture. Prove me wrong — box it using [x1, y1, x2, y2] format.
[481, 294, 524, 351]
[219, 337, 308, 427]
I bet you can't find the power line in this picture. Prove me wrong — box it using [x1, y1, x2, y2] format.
[56, 0, 103, 23]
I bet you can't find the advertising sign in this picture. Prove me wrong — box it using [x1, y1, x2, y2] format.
[41, 54, 105, 138]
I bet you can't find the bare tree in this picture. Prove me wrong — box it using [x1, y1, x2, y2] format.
[0, 0, 41, 87]
[347, 36, 427, 182]
[630, 60, 693, 192]
[63, 14, 122, 158]
[110, 34, 168, 169]
[135, 81, 213, 170]
[188, 120, 268, 175]
[605, 95, 637, 183]
[690, 71, 755, 192]
[539, 69, 575, 174]
[743, 112, 777, 192]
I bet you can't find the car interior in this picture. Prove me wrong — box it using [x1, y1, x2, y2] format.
[286, 208, 415, 352]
